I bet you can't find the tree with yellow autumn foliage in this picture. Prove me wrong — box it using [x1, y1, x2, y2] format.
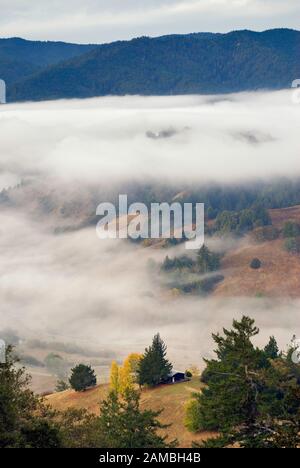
[109, 360, 120, 394]
[110, 354, 142, 396]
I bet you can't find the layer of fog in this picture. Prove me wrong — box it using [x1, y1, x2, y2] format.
[0, 90, 299, 188]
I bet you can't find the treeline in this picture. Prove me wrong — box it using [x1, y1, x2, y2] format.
[127, 179, 300, 222]
[192, 179, 300, 220]
[162, 245, 220, 274]
[213, 205, 271, 236]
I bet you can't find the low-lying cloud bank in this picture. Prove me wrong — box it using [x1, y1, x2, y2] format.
[0, 90, 299, 188]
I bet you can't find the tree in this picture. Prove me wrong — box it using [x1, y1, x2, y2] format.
[196, 245, 220, 273]
[119, 353, 142, 395]
[264, 336, 279, 359]
[0, 347, 106, 448]
[184, 398, 202, 432]
[282, 221, 300, 238]
[55, 380, 69, 392]
[109, 360, 120, 394]
[284, 237, 300, 254]
[69, 364, 97, 392]
[250, 258, 261, 269]
[125, 353, 142, 382]
[193, 316, 264, 432]
[58, 408, 105, 448]
[251, 205, 271, 228]
[98, 389, 177, 448]
[138, 334, 172, 387]
[190, 317, 300, 448]
[161, 255, 195, 272]
[215, 211, 239, 234]
[0, 345, 61, 448]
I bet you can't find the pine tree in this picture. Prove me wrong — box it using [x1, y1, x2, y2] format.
[196, 245, 220, 273]
[192, 317, 300, 448]
[193, 316, 264, 431]
[0, 346, 62, 448]
[98, 389, 177, 448]
[264, 336, 279, 359]
[138, 334, 172, 387]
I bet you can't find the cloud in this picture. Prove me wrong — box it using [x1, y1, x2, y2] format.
[0, 91, 299, 186]
[0, 1, 299, 43]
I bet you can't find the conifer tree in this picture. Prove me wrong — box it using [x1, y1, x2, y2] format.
[197, 245, 220, 273]
[264, 336, 279, 359]
[191, 317, 300, 448]
[98, 389, 177, 448]
[69, 364, 97, 392]
[138, 334, 172, 387]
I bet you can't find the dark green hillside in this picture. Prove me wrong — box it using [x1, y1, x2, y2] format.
[8, 28, 300, 102]
[0, 37, 96, 86]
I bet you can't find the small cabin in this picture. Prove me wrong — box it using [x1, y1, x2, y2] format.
[163, 371, 187, 385]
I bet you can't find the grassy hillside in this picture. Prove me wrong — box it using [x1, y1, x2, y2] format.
[8, 28, 300, 102]
[214, 205, 300, 298]
[46, 378, 215, 447]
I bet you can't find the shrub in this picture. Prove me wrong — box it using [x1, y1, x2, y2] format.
[284, 237, 300, 254]
[283, 221, 300, 238]
[55, 380, 70, 392]
[161, 255, 195, 272]
[250, 258, 262, 269]
[184, 398, 202, 432]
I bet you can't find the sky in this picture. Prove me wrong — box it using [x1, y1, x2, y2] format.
[0, 0, 299, 44]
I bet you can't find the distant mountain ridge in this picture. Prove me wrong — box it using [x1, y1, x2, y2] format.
[0, 37, 96, 89]
[1, 29, 299, 102]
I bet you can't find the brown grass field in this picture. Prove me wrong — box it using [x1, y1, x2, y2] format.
[213, 205, 300, 298]
[46, 377, 216, 447]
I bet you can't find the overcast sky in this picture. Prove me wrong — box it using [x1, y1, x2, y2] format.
[0, 0, 299, 44]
